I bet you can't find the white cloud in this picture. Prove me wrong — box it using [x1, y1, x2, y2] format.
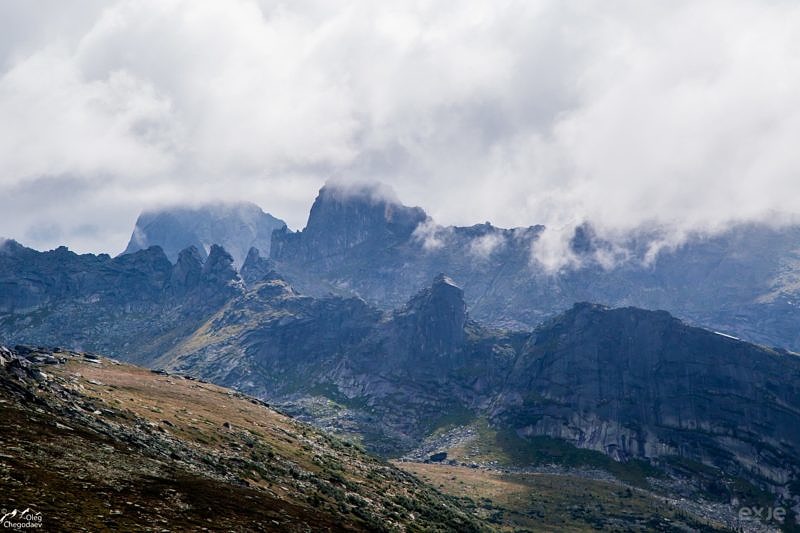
[469, 232, 505, 259]
[0, 48, 176, 183]
[412, 219, 450, 252]
[2, 0, 800, 264]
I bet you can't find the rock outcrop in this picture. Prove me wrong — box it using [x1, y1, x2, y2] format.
[123, 201, 286, 267]
[240, 246, 276, 286]
[0, 241, 245, 363]
[168, 245, 204, 293]
[392, 274, 467, 359]
[267, 181, 800, 352]
[493, 303, 800, 489]
[270, 181, 427, 265]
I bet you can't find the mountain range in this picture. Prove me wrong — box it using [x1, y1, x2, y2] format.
[117, 181, 800, 351]
[3, 181, 800, 529]
[267, 182, 800, 352]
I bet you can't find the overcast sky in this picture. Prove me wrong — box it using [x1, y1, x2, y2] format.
[2, 0, 800, 260]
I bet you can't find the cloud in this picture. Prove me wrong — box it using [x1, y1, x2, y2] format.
[2, 0, 800, 265]
[412, 219, 451, 252]
[469, 232, 505, 260]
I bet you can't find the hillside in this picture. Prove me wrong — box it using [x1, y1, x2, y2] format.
[0, 345, 483, 532]
[1, 345, 762, 532]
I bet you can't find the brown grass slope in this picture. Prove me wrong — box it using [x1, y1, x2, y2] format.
[0, 347, 485, 532]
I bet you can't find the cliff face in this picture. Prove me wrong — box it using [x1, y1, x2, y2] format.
[267, 182, 800, 352]
[391, 274, 467, 359]
[271, 182, 426, 266]
[239, 246, 276, 286]
[493, 304, 800, 485]
[0, 240, 243, 363]
[123, 201, 286, 267]
[156, 274, 800, 493]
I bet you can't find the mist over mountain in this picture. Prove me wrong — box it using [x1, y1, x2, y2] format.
[267, 181, 800, 353]
[6, 2, 800, 260]
[4, 206, 800, 527]
[6, 1, 800, 530]
[8, 179, 800, 355]
[123, 201, 286, 267]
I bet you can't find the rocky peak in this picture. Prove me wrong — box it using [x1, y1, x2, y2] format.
[170, 246, 204, 291]
[552, 302, 674, 334]
[396, 274, 467, 356]
[569, 223, 598, 255]
[252, 271, 298, 300]
[201, 244, 239, 287]
[112, 246, 174, 284]
[271, 181, 427, 262]
[240, 247, 276, 286]
[0, 238, 23, 254]
[307, 182, 426, 234]
[123, 201, 286, 267]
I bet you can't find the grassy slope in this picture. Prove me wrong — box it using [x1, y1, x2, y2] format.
[398, 463, 730, 533]
[0, 353, 484, 532]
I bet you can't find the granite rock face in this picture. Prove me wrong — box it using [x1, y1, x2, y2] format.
[391, 273, 467, 359]
[0, 240, 243, 363]
[268, 182, 800, 351]
[239, 247, 276, 286]
[155, 274, 800, 495]
[123, 201, 286, 267]
[271, 182, 427, 266]
[168, 245, 204, 294]
[492, 303, 800, 487]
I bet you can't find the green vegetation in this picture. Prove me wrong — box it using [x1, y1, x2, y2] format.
[401, 463, 727, 532]
[450, 418, 660, 488]
[0, 353, 488, 532]
[428, 404, 476, 435]
[495, 430, 662, 487]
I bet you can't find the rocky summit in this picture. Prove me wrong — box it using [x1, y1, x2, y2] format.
[271, 181, 427, 266]
[494, 304, 800, 486]
[268, 182, 800, 352]
[123, 201, 286, 268]
[0, 240, 243, 364]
